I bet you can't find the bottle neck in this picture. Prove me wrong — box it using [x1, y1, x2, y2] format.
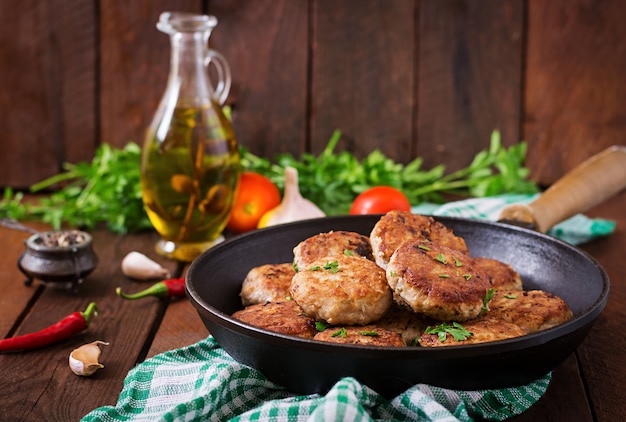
[167, 30, 214, 107]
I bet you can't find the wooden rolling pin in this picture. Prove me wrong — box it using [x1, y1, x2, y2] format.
[499, 145, 626, 232]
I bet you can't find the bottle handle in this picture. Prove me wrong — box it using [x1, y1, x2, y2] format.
[206, 49, 231, 105]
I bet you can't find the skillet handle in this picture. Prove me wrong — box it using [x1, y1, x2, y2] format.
[499, 145, 626, 233]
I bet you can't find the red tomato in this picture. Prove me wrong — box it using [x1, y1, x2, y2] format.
[349, 186, 411, 215]
[226, 172, 281, 233]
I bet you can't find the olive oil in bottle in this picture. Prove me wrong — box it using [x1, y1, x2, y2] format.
[141, 104, 239, 261]
[141, 12, 240, 262]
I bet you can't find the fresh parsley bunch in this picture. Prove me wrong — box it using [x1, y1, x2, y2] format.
[0, 143, 151, 234]
[242, 130, 538, 215]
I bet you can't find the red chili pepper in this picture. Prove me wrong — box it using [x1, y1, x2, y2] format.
[0, 302, 98, 352]
[115, 277, 186, 300]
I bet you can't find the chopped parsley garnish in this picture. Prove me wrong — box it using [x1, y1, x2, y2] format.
[310, 261, 339, 273]
[293, 262, 299, 272]
[315, 321, 328, 332]
[463, 273, 472, 281]
[343, 249, 354, 256]
[504, 294, 517, 299]
[323, 260, 339, 273]
[426, 322, 473, 342]
[418, 245, 431, 251]
[438, 274, 450, 278]
[331, 328, 347, 338]
[435, 253, 448, 264]
[360, 330, 379, 337]
[453, 257, 463, 267]
[481, 288, 495, 313]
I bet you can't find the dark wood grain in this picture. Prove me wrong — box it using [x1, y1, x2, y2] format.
[2, 0, 626, 189]
[0, 223, 47, 337]
[208, 0, 310, 158]
[0, 230, 176, 421]
[524, 0, 626, 186]
[417, 0, 524, 172]
[146, 298, 209, 358]
[575, 192, 626, 422]
[310, 0, 415, 161]
[99, 0, 201, 149]
[0, 0, 96, 189]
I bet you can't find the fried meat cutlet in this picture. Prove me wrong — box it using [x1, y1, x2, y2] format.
[240, 262, 295, 306]
[484, 289, 573, 333]
[231, 300, 317, 339]
[370, 210, 468, 269]
[386, 240, 491, 321]
[418, 317, 527, 347]
[292, 230, 373, 271]
[474, 257, 523, 291]
[313, 325, 406, 347]
[290, 254, 392, 325]
[375, 303, 432, 346]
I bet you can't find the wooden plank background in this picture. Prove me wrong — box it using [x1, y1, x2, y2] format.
[0, 0, 624, 189]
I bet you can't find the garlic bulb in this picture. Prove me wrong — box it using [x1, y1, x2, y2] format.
[258, 166, 325, 228]
[121, 251, 171, 280]
[69, 340, 109, 376]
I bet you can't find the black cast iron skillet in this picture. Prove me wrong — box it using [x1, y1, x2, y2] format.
[186, 146, 626, 398]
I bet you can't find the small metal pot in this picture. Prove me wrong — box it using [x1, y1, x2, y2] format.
[18, 230, 98, 292]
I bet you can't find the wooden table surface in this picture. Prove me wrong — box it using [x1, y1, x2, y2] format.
[1, 193, 625, 421]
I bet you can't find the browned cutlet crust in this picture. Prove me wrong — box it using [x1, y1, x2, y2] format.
[292, 230, 373, 271]
[484, 289, 574, 333]
[418, 317, 527, 347]
[290, 254, 392, 325]
[474, 257, 523, 291]
[231, 300, 318, 339]
[314, 325, 406, 347]
[387, 240, 491, 321]
[375, 303, 433, 346]
[240, 263, 295, 306]
[370, 210, 468, 269]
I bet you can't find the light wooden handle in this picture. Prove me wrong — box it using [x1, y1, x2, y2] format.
[499, 145, 626, 232]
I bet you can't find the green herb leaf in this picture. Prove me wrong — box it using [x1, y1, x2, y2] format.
[315, 321, 328, 332]
[426, 322, 473, 342]
[435, 253, 448, 265]
[331, 328, 347, 338]
[323, 261, 339, 273]
[482, 288, 495, 313]
[360, 330, 380, 337]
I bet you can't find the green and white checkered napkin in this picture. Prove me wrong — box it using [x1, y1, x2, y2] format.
[82, 194, 615, 422]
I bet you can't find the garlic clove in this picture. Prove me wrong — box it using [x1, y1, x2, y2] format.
[258, 166, 325, 228]
[69, 340, 109, 376]
[121, 251, 171, 280]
